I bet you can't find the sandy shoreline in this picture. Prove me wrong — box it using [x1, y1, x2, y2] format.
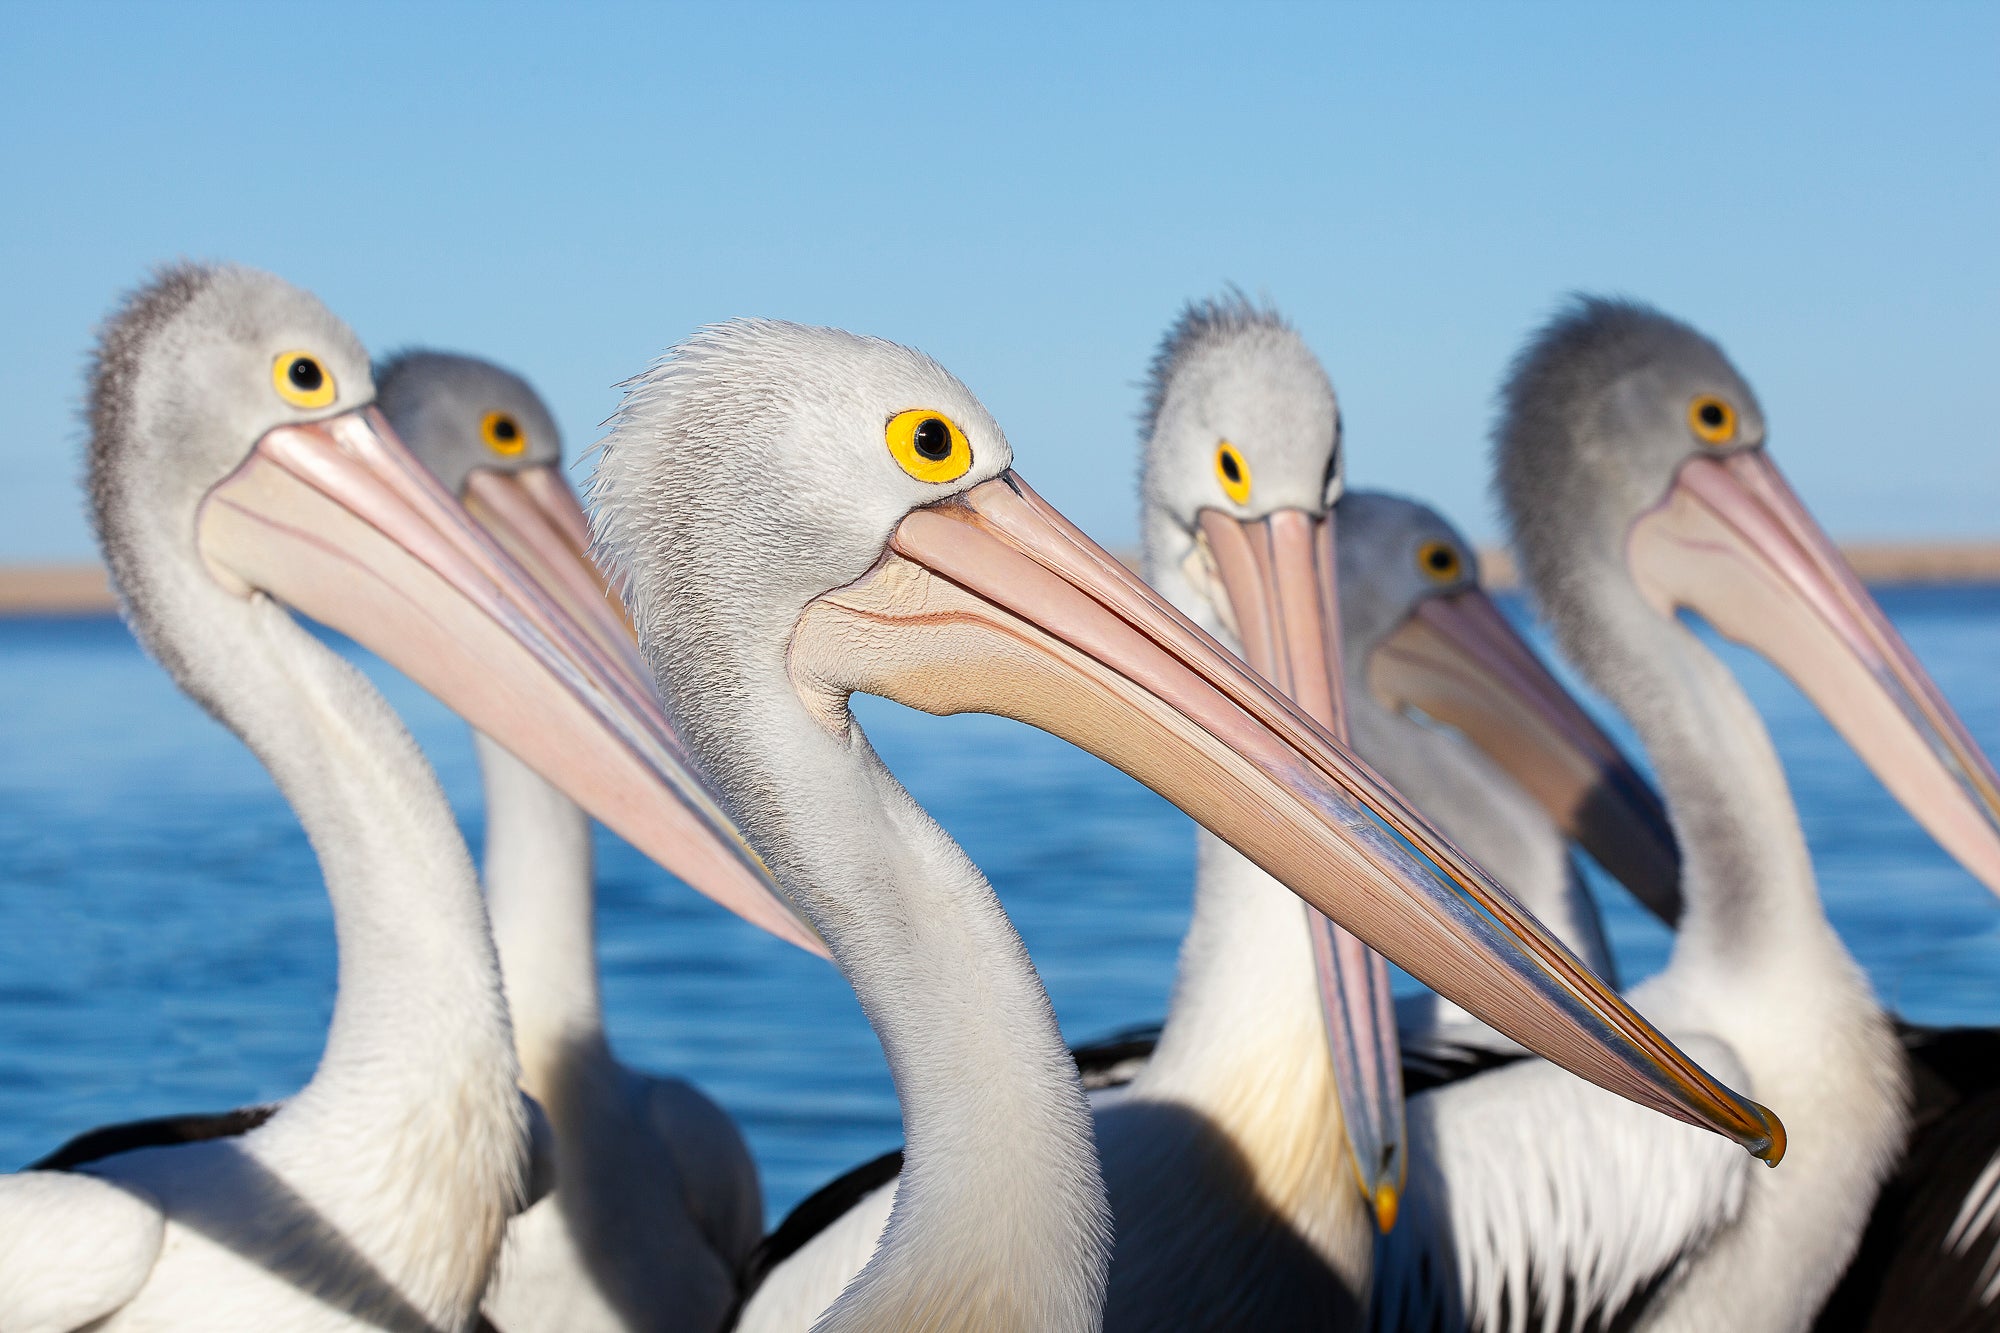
[1474, 542, 2000, 591]
[3, 545, 2000, 616]
[0, 565, 118, 615]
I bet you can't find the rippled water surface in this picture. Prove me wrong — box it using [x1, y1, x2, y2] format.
[4, 586, 2000, 1220]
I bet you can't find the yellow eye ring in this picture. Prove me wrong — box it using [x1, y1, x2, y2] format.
[886, 409, 971, 484]
[1689, 395, 1737, 446]
[1214, 442, 1252, 505]
[272, 351, 336, 410]
[1416, 539, 1463, 585]
[481, 410, 527, 456]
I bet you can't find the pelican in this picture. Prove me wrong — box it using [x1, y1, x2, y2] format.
[377, 350, 762, 1333]
[0, 265, 812, 1331]
[732, 299, 1702, 1329]
[1375, 297, 2000, 1333]
[1334, 488, 1682, 1055]
[587, 316, 1779, 1332]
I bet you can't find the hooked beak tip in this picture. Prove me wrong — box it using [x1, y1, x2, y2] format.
[1373, 1182, 1400, 1233]
[1752, 1104, 1787, 1165]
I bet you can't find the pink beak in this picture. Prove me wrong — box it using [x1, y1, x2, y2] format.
[791, 470, 1784, 1161]
[196, 406, 827, 958]
[1198, 506, 1406, 1231]
[1631, 449, 2000, 898]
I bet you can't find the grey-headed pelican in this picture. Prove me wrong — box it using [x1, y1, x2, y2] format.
[1334, 489, 1680, 1054]
[378, 351, 763, 1333]
[587, 316, 1780, 1332]
[1376, 298, 2000, 1333]
[0, 266, 810, 1332]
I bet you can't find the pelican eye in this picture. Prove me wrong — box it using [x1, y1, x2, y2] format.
[272, 351, 336, 410]
[886, 409, 971, 484]
[1417, 539, 1462, 584]
[1214, 442, 1252, 505]
[481, 410, 527, 456]
[1689, 395, 1737, 446]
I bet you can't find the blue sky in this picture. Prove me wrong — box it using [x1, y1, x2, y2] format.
[2, 2, 1994, 560]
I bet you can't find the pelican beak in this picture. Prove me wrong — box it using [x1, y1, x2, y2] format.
[1195, 507, 1404, 1230]
[195, 406, 827, 958]
[1630, 450, 2000, 897]
[1368, 585, 1684, 926]
[793, 470, 1784, 1160]
[461, 464, 648, 684]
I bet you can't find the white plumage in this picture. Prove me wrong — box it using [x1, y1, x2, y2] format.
[0, 1173, 164, 1333]
[730, 298, 1751, 1333]
[592, 317, 1734, 1333]
[378, 351, 762, 1333]
[591, 319, 1115, 1333]
[0, 265, 533, 1332]
[1376, 298, 1952, 1332]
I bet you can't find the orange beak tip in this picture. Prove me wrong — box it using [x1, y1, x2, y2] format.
[1373, 1182, 1400, 1233]
[1754, 1105, 1787, 1166]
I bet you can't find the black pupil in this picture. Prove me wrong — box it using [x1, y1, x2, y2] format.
[493, 417, 519, 441]
[913, 418, 952, 461]
[288, 358, 323, 391]
[1699, 402, 1726, 428]
[1220, 451, 1242, 483]
[1429, 548, 1454, 572]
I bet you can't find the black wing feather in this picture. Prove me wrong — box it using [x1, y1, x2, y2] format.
[29, 1103, 279, 1172]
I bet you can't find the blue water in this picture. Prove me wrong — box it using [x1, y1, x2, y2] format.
[4, 588, 2000, 1221]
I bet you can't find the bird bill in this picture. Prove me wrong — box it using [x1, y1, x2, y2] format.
[1195, 506, 1405, 1232]
[1367, 583, 1684, 926]
[461, 464, 649, 684]
[1630, 449, 2000, 898]
[793, 468, 1784, 1162]
[194, 406, 828, 958]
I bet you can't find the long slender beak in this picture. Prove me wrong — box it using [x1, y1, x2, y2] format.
[195, 406, 828, 957]
[1197, 507, 1405, 1232]
[1368, 584, 1684, 926]
[793, 470, 1783, 1160]
[1630, 450, 2000, 897]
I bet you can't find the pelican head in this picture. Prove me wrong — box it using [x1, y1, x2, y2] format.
[1136, 293, 1354, 747]
[89, 264, 374, 696]
[592, 316, 1784, 1162]
[377, 351, 563, 482]
[1337, 490, 1681, 924]
[377, 350, 643, 680]
[1497, 296, 2000, 900]
[1140, 294, 1339, 552]
[87, 264, 816, 956]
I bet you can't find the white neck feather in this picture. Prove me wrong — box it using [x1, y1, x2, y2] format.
[1571, 581, 1907, 1332]
[154, 591, 528, 1326]
[473, 732, 605, 1093]
[714, 695, 1110, 1333]
[1585, 594, 1833, 979]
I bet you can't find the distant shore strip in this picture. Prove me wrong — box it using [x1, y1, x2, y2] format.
[4, 545, 2000, 617]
